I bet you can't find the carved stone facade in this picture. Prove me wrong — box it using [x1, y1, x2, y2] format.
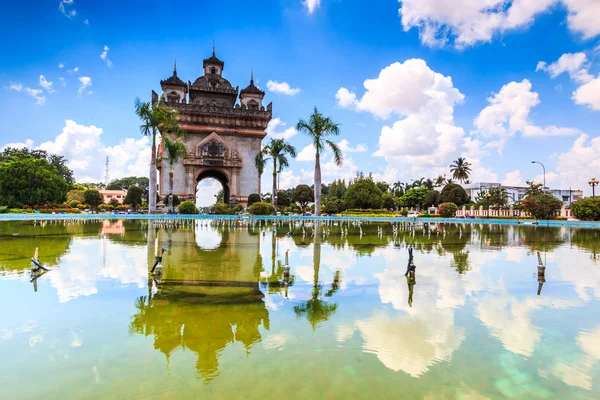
[156, 50, 271, 206]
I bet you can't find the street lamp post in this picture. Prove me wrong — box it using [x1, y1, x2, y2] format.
[590, 177, 599, 197]
[531, 161, 546, 193]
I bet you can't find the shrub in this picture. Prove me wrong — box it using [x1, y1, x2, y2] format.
[115, 205, 128, 211]
[67, 190, 85, 204]
[163, 194, 181, 207]
[211, 202, 235, 215]
[324, 200, 339, 214]
[438, 184, 469, 206]
[77, 203, 87, 210]
[383, 194, 397, 210]
[571, 197, 600, 221]
[232, 204, 244, 213]
[439, 202, 459, 218]
[248, 201, 274, 215]
[424, 190, 440, 208]
[400, 208, 408, 217]
[0, 206, 8, 214]
[69, 200, 80, 209]
[519, 194, 563, 220]
[178, 200, 199, 214]
[98, 204, 114, 212]
[247, 193, 261, 206]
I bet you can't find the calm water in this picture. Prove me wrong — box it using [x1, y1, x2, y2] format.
[1, 219, 599, 399]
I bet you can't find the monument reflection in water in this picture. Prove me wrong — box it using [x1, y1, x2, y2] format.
[1, 219, 600, 399]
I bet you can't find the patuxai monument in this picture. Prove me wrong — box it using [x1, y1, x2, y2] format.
[154, 48, 272, 206]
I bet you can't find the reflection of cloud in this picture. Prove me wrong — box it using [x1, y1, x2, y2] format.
[578, 324, 600, 360]
[49, 238, 147, 303]
[354, 313, 464, 377]
[29, 334, 43, 348]
[295, 265, 314, 283]
[194, 226, 222, 250]
[262, 332, 297, 351]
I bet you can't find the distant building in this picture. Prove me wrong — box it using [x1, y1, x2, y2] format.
[462, 182, 582, 206]
[99, 189, 127, 204]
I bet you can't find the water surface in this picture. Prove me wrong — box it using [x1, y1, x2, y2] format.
[1, 219, 599, 399]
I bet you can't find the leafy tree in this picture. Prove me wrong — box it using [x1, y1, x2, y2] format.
[383, 194, 397, 210]
[178, 200, 199, 214]
[439, 202, 458, 218]
[124, 185, 144, 210]
[69, 200, 80, 209]
[134, 96, 180, 213]
[214, 189, 224, 204]
[107, 177, 150, 200]
[438, 183, 469, 206]
[276, 190, 290, 207]
[248, 201, 274, 215]
[524, 180, 544, 197]
[211, 202, 233, 215]
[344, 177, 384, 209]
[67, 190, 85, 204]
[324, 199, 339, 214]
[328, 179, 347, 199]
[255, 138, 296, 211]
[519, 194, 563, 220]
[392, 181, 406, 197]
[297, 108, 343, 216]
[293, 184, 314, 208]
[424, 190, 440, 208]
[247, 193, 261, 206]
[400, 187, 429, 209]
[161, 136, 187, 211]
[487, 187, 509, 209]
[0, 157, 68, 207]
[423, 178, 435, 190]
[84, 189, 104, 213]
[376, 181, 390, 193]
[450, 157, 472, 183]
[571, 197, 600, 221]
[109, 198, 120, 208]
[162, 194, 181, 207]
[0, 147, 74, 187]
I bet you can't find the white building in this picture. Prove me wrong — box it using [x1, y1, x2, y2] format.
[462, 182, 583, 206]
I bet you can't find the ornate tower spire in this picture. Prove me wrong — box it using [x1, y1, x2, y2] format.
[250, 69, 254, 85]
[174, 58, 177, 75]
[212, 40, 215, 56]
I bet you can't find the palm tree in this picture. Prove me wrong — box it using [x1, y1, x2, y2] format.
[134, 97, 180, 213]
[255, 138, 297, 211]
[296, 108, 343, 216]
[161, 136, 187, 212]
[450, 157, 472, 183]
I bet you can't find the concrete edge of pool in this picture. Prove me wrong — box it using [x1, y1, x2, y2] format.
[1, 214, 600, 229]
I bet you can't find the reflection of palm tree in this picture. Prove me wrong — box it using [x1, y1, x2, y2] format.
[325, 270, 342, 297]
[294, 222, 338, 329]
[406, 274, 416, 307]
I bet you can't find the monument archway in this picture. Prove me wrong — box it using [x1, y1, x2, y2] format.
[197, 169, 230, 206]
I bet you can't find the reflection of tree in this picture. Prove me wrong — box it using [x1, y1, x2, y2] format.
[520, 226, 565, 253]
[571, 229, 600, 260]
[129, 284, 270, 382]
[0, 221, 102, 272]
[451, 251, 471, 274]
[293, 222, 338, 329]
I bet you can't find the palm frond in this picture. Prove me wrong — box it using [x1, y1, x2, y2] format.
[326, 140, 343, 167]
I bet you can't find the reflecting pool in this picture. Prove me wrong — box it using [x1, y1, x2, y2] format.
[1, 219, 600, 399]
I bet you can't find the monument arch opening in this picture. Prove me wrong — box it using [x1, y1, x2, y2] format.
[196, 170, 230, 207]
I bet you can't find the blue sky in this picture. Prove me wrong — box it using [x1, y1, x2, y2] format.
[1, 0, 600, 204]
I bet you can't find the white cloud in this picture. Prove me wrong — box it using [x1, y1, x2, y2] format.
[303, 0, 321, 14]
[83, 19, 89, 25]
[59, 0, 76, 19]
[68, 67, 79, 75]
[59, 77, 66, 87]
[573, 76, 600, 110]
[502, 170, 524, 186]
[549, 134, 600, 194]
[100, 45, 113, 68]
[338, 58, 494, 182]
[473, 79, 579, 151]
[25, 88, 46, 105]
[297, 144, 315, 162]
[5, 120, 151, 182]
[7, 82, 22, 92]
[77, 76, 92, 96]
[0, 139, 34, 151]
[266, 118, 298, 140]
[536, 52, 593, 83]
[337, 139, 367, 153]
[39, 75, 55, 93]
[266, 80, 300, 95]
[196, 179, 222, 207]
[335, 88, 357, 108]
[398, 0, 600, 48]
[58, 63, 65, 69]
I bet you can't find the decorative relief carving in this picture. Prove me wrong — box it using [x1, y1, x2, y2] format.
[201, 139, 227, 158]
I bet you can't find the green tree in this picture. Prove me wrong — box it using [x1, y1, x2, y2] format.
[107, 177, 150, 200]
[134, 96, 180, 213]
[439, 202, 458, 218]
[255, 138, 297, 212]
[276, 190, 290, 207]
[450, 157, 472, 183]
[83, 189, 104, 213]
[344, 177, 384, 209]
[400, 187, 429, 209]
[247, 193, 261, 206]
[438, 183, 469, 206]
[324, 199, 339, 214]
[376, 181, 390, 193]
[570, 197, 600, 221]
[293, 184, 314, 208]
[296, 108, 343, 216]
[161, 136, 187, 212]
[383, 194, 397, 210]
[0, 147, 74, 187]
[248, 201, 274, 215]
[487, 187, 509, 209]
[524, 180, 544, 197]
[519, 194, 563, 220]
[424, 190, 440, 208]
[124, 185, 144, 211]
[0, 157, 68, 207]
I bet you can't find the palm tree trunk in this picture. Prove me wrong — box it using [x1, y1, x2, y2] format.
[272, 159, 277, 214]
[169, 165, 174, 212]
[149, 131, 157, 214]
[314, 153, 321, 216]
